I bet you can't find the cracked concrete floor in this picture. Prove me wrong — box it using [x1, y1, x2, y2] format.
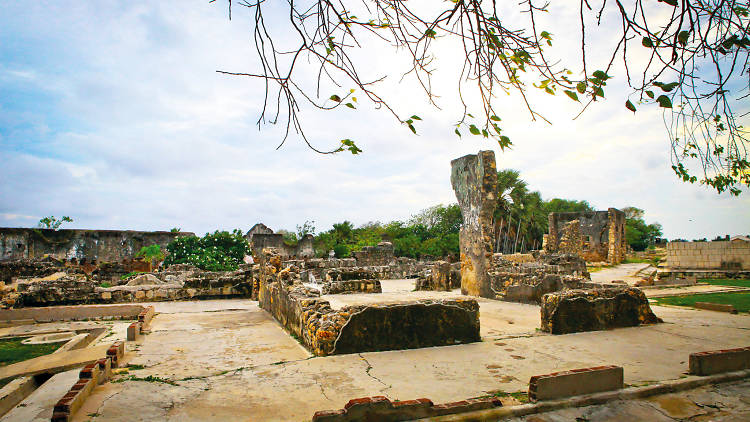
[62, 284, 750, 422]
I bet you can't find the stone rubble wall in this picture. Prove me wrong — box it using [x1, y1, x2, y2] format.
[540, 287, 661, 334]
[488, 252, 594, 303]
[7, 264, 254, 308]
[416, 261, 452, 292]
[296, 257, 430, 282]
[665, 241, 750, 270]
[351, 242, 395, 266]
[0, 227, 192, 263]
[258, 249, 480, 356]
[545, 209, 626, 264]
[322, 280, 382, 295]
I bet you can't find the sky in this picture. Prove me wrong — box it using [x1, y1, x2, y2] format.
[0, 1, 748, 241]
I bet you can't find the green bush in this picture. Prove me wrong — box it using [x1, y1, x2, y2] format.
[163, 230, 250, 271]
[333, 244, 350, 258]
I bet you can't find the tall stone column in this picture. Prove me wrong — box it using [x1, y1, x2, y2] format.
[450, 151, 498, 298]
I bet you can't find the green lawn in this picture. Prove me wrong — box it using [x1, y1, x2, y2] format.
[654, 291, 750, 313]
[0, 337, 66, 367]
[701, 278, 750, 288]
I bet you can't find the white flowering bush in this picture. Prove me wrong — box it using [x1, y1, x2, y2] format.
[164, 229, 250, 271]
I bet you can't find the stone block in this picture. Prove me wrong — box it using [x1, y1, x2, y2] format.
[540, 288, 661, 334]
[694, 302, 738, 314]
[529, 365, 624, 401]
[689, 347, 750, 375]
[127, 322, 142, 341]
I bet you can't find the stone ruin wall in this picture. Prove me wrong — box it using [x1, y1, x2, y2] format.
[450, 150, 498, 298]
[258, 249, 480, 356]
[488, 252, 598, 303]
[665, 240, 750, 270]
[0, 227, 193, 265]
[545, 208, 626, 264]
[351, 242, 395, 266]
[4, 263, 254, 308]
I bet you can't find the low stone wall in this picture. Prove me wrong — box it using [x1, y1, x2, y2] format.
[351, 242, 395, 266]
[322, 280, 381, 295]
[666, 240, 750, 270]
[0, 304, 145, 322]
[259, 250, 480, 356]
[296, 257, 430, 282]
[416, 261, 452, 292]
[540, 288, 661, 334]
[11, 266, 253, 307]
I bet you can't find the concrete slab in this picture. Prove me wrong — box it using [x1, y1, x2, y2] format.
[1, 369, 79, 422]
[0, 345, 110, 381]
[71, 296, 750, 422]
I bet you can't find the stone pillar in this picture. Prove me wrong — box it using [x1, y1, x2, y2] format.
[558, 220, 583, 257]
[545, 213, 559, 253]
[450, 151, 497, 298]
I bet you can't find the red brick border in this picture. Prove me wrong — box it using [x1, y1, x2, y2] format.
[312, 395, 500, 421]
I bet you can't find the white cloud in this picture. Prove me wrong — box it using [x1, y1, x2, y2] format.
[0, 0, 747, 241]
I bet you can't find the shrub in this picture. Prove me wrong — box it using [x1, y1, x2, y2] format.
[333, 244, 350, 258]
[163, 230, 250, 271]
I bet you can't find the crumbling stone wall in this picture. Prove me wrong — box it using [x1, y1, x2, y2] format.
[7, 264, 254, 308]
[416, 261, 452, 291]
[258, 249, 480, 356]
[545, 208, 626, 264]
[540, 287, 661, 334]
[0, 228, 192, 264]
[489, 253, 595, 303]
[450, 151, 497, 298]
[351, 242, 395, 266]
[298, 257, 428, 282]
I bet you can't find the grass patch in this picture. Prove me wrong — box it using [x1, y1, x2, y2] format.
[99, 282, 112, 288]
[654, 291, 750, 313]
[120, 271, 145, 281]
[126, 364, 146, 370]
[112, 374, 177, 385]
[471, 390, 530, 404]
[0, 338, 66, 367]
[701, 278, 750, 288]
[624, 257, 661, 266]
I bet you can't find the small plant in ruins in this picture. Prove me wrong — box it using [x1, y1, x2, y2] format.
[136, 245, 166, 271]
[37, 216, 72, 231]
[163, 230, 250, 272]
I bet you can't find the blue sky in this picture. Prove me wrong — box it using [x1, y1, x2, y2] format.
[1, 1, 748, 240]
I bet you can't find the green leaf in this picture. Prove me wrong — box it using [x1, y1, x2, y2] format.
[490, 115, 501, 121]
[454, 128, 461, 137]
[564, 90, 579, 102]
[625, 100, 636, 113]
[345, 103, 355, 109]
[467, 113, 474, 118]
[678, 31, 689, 45]
[330, 95, 341, 102]
[408, 124, 417, 134]
[645, 90, 655, 99]
[656, 95, 672, 108]
[498, 136, 512, 150]
[659, 82, 679, 92]
[410, 115, 422, 120]
[576, 81, 586, 94]
[641, 37, 654, 48]
[469, 124, 480, 135]
[540, 31, 551, 39]
[592, 70, 610, 80]
[482, 129, 489, 138]
[594, 87, 604, 97]
[339, 139, 362, 154]
[425, 28, 436, 38]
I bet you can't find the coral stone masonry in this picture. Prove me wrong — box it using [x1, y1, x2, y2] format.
[450, 150, 498, 298]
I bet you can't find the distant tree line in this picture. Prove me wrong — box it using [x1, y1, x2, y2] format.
[278, 169, 664, 259]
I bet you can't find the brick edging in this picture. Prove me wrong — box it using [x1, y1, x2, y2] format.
[50, 341, 123, 422]
[415, 369, 750, 422]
